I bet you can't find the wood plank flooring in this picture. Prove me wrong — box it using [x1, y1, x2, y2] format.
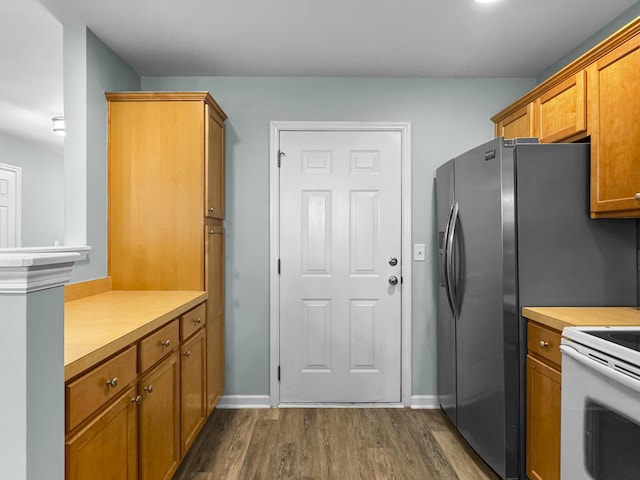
[172, 408, 500, 480]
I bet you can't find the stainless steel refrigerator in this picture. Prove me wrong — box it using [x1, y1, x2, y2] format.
[435, 138, 638, 480]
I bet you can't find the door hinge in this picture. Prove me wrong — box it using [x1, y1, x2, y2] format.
[277, 150, 286, 168]
[278, 365, 281, 382]
[278, 259, 281, 275]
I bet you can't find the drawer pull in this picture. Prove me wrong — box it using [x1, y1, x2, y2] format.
[161, 339, 171, 348]
[144, 385, 154, 394]
[184, 350, 191, 358]
[209, 229, 215, 235]
[132, 395, 142, 404]
[635, 193, 640, 201]
[193, 317, 202, 325]
[106, 377, 119, 388]
[539, 340, 549, 348]
[208, 207, 214, 213]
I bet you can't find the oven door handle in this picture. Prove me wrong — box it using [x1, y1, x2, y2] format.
[560, 345, 640, 394]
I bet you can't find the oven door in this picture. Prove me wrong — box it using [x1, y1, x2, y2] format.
[560, 345, 640, 480]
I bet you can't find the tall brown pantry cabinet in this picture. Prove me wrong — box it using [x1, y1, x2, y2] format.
[106, 91, 226, 422]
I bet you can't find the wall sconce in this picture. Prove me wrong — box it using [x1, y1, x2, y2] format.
[52, 116, 65, 136]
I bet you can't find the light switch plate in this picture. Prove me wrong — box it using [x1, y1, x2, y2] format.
[414, 243, 426, 261]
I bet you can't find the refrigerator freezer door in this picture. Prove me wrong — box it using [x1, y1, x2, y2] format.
[453, 138, 512, 479]
[436, 160, 456, 424]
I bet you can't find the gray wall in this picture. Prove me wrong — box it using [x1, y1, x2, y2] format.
[539, 2, 640, 81]
[64, 27, 140, 282]
[0, 132, 64, 247]
[142, 76, 536, 396]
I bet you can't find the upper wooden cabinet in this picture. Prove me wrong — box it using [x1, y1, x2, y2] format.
[107, 91, 227, 290]
[206, 105, 225, 220]
[588, 35, 640, 217]
[533, 71, 587, 143]
[494, 103, 534, 139]
[492, 17, 640, 218]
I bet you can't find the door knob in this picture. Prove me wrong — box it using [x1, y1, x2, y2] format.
[388, 275, 398, 286]
[389, 257, 398, 266]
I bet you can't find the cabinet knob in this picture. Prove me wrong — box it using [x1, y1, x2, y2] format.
[106, 377, 118, 388]
[161, 339, 171, 348]
[132, 395, 142, 404]
[184, 350, 191, 358]
[539, 340, 549, 348]
[144, 385, 154, 394]
[635, 193, 640, 201]
[193, 317, 202, 325]
[208, 207, 214, 213]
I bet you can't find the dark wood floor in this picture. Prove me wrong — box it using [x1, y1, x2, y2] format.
[172, 408, 500, 480]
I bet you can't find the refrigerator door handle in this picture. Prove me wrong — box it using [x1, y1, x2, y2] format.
[446, 202, 460, 319]
[442, 203, 456, 317]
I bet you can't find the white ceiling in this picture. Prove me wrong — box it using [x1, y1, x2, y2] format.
[2, 0, 639, 150]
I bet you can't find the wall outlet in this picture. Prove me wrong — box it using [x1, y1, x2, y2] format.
[414, 243, 426, 261]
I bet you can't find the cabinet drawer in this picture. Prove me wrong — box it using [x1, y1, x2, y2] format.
[528, 322, 562, 368]
[140, 319, 179, 373]
[180, 303, 206, 340]
[66, 346, 137, 432]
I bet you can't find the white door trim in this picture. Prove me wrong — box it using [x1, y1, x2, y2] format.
[269, 121, 412, 407]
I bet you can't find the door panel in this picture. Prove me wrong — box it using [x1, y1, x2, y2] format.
[279, 130, 401, 403]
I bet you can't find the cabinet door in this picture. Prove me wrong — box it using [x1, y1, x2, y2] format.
[108, 100, 205, 290]
[205, 104, 225, 220]
[495, 103, 534, 139]
[527, 355, 561, 480]
[138, 352, 180, 480]
[588, 35, 640, 217]
[205, 225, 225, 413]
[534, 71, 587, 143]
[66, 386, 138, 480]
[180, 328, 207, 454]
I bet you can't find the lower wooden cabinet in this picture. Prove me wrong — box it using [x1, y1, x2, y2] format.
[206, 225, 225, 413]
[66, 386, 138, 480]
[139, 352, 180, 480]
[180, 328, 207, 454]
[526, 355, 561, 480]
[526, 321, 562, 480]
[66, 301, 216, 480]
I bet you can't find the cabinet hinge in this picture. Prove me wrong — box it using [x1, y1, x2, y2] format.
[278, 259, 281, 275]
[278, 365, 281, 382]
[277, 150, 286, 168]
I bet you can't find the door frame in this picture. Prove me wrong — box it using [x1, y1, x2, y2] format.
[0, 162, 22, 248]
[269, 121, 412, 407]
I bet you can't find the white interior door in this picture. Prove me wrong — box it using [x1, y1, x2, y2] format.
[279, 130, 402, 403]
[0, 163, 21, 248]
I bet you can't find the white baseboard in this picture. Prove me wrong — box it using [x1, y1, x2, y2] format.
[216, 395, 271, 409]
[410, 395, 439, 409]
[217, 394, 439, 409]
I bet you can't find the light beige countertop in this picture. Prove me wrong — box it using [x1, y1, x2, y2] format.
[522, 306, 640, 332]
[65, 290, 207, 381]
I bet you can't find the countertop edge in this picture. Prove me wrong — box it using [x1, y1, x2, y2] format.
[64, 291, 208, 381]
[522, 306, 640, 333]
